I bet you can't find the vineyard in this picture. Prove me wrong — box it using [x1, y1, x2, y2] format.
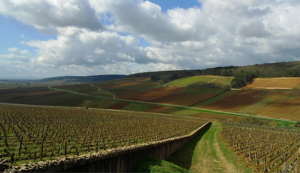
[245, 77, 300, 89]
[0, 104, 206, 166]
[221, 122, 300, 172]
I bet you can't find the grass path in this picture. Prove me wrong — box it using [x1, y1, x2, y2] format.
[167, 122, 252, 173]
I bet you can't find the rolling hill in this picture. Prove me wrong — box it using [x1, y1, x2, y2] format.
[0, 75, 126, 89]
[129, 61, 300, 79]
[38, 74, 126, 84]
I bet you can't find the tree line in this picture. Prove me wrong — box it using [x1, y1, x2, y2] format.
[128, 61, 300, 88]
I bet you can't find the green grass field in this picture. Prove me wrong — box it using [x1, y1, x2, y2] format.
[209, 77, 233, 86]
[294, 83, 300, 89]
[166, 76, 233, 87]
[166, 76, 216, 87]
[122, 103, 146, 112]
[176, 86, 226, 95]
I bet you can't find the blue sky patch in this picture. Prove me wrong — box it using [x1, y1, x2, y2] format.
[0, 16, 55, 55]
[148, 0, 201, 12]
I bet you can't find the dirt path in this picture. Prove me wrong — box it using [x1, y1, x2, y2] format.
[207, 78, 217, 83]
[213, 126, 239, 173]
[170, 123, 248, 173]
[189, 124, 220, 173]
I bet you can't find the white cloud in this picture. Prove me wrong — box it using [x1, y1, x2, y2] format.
[8, 47, 30, 55]
[89, 0, 300, 65]
[25, 27, 153, 67]
[90, 0, 209, 42]
[0, 48, 30, 60]
[0, 0, 103, 32]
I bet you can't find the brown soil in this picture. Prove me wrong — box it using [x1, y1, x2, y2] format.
[202, 90, 263, 111]
[255, 96, 300, 121]
[16, 91, 60, 96]
[147, 106, 179, 113]
[101, 78, 151, 90]
[106, 102, 130, 109]
[150, 93, 216, 106]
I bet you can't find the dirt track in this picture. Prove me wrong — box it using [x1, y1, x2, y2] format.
[169, 123, 247, 173]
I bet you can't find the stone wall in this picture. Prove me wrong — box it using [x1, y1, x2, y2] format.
[3, 121, 211, 173]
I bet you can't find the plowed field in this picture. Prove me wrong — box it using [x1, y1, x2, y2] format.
[147, 106, 179, 114]
[199, 89, 300, 121]
[99, 77, 150, 89]
[254, 92, 300, 121]
[95, 77, 158, 95]
[150, 93, 216, 106]
[201, 90, 263, 111]
[119, 86, 223, 106]
[107, 102, 130, 109]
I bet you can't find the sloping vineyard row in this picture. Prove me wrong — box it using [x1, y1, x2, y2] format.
[221, 122, 300, 172]
[0, 104, 206, 165]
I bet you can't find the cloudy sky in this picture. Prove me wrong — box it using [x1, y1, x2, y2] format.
[1, 0, 300, 79]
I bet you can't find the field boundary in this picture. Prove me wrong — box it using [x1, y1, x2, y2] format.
[4, 121, 211, 172]
[189, 89, 230, 107]
[245, 87, 292, 90]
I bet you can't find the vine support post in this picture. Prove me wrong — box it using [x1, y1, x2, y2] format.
[264, 156, 266, 173]
[10, 153, 15, 165]
[40, 136, 45, 161]
[248, 145, 251, 161]
[18, 135, 23, 156]
[254, 152, 257, 166]
[64, 141, 67, 156]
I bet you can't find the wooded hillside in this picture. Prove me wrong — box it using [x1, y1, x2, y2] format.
[128, 61, 300, 88]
